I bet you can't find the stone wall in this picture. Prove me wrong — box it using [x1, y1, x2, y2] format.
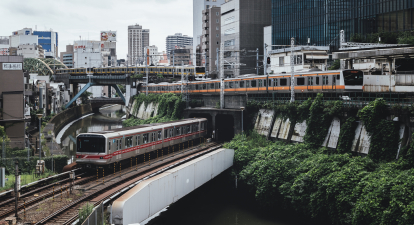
[48, 104, 93, 135]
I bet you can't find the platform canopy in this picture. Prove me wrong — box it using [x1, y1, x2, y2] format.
[23, 58, 68, 77]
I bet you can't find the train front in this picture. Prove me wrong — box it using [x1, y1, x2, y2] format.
[76, 134, 109, 167]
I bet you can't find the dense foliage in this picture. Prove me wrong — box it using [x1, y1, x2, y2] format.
[225, 133, 414, 225]
[124, 93, 185, 127]
[0, 155, 68, 175]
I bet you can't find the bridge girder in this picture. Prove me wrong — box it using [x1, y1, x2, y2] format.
[24, 58, 68, 77]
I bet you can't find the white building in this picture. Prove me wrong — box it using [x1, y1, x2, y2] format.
[73, 40, 103, 68]
[0, 36, 9, 55]
[269, 46, 329, 74]
[144, 45, 162, 65]
[193, 0, 226, 54]
[17, 44, 44, 58]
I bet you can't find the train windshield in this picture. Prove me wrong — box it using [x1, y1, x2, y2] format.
[196, 67, 205, 73]
[77, 135, 105, 153]
[343, 70, 363, 85]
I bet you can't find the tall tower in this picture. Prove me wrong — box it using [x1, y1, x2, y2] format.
[128, 24, 150, 65]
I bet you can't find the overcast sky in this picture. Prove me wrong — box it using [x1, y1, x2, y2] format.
[2, 0, 192, 59]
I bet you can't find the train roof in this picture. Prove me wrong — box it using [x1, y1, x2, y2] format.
[78, 118, 207, 138]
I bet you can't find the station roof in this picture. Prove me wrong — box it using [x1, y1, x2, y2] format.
[333, 45, 414, 60]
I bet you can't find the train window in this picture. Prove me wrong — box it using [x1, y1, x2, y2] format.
[169, 129, 173, 137]
[297, 78, 305, 85]
[225, 82, 229, 88]
[164, 129, 168, 138]
[201, 123, 204, 131]
[203, 84, 207, 89]
[229, 82, 234, 88]
[187, 125, 191, 134]
[158, 131, 162, 140]
[143, 134, 148, 144]
[246, 81, 250, 88]
[210, 83, 214, 89]
[240, 81, 244, 88]
[108, 141, 111, 151]
[264, 80, 267, 87]
[119, 139, 122, 150]
[180, 127, 183, 135]
[308, 77, 314, 85]
[176, 127, 180, 135]
[196, 84, 199, 90]
[251, 80, 257, 87]
[259, 80, 262, 87]
[136, 135, 140, 145]
[316, 77, 320, 85]
[235, 82, 239, 88]
[280, 79, 287, 86]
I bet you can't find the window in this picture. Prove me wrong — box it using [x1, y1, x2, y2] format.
[136, 135, 140, 145]
[216, 12, 219, 16]
[224, 39, 235, 46]
[279, 57, 284, 66]
[216, 34, 219, 37]
[251, 80, 257, 87]
[225, 82, 229, 88]
[240, 81, 245, 88]
[164, 129, 168, 139]
[308, 77, 314, 85]
[280, 79, 287, 86]
[158, 131, 162, 140]
[323, 76, 329, 85]
[229, 82, 234, 88]
[297, 78, 305, 85]
[216, 26, 219, 30]
[176, 127, 180, 135]
[143, 133, 148, 144]
[259, 80, 263, 87]
[169, 129, 173, 137]
[210, 83, 215, 89]
[264, 80, 267, 87]
[216, 19, 219, 23]
[246, 81, 250, 88]
[273, 78, 278, 86]
[187, 125, 191, 134]
[316, 77, 320, 85]
[152, 133, 156, 142]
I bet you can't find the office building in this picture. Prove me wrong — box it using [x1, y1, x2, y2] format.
[166, 33, 193, 57]
[169, 46, 193, 66]
[128, 24, 150, 65]
[60, 45, 74, 68]
[17, 44, 44, 58]
[0, 37, 9, 56]
[193, 0, 227, 54]
[201, 6, 221, 76]
[144, 45, 161, 65]
[272, 0, 414, 49]
[0, 56, 25, 148]
[33, 31, 58, 58]
[221, 0, 271, 76]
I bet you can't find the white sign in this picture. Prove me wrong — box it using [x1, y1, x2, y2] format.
[16, 175, 20, 191]
[2, 63, 22, 70]
[101, 31, 117, 42]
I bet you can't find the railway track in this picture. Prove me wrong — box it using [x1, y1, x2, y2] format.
[0, 171, 91, 221]
[34, 142, 222, 225]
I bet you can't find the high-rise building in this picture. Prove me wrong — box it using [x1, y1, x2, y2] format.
[166, 33, 193, 57]
[128, 24, 150, 65]
[201, 6, 221, 76]
[33, 31, 58, 58]
[169, 46, 193, 66]
[272, 0, 414, 49]
[193, 0, 227, 55]
[221, 0, 271, 76]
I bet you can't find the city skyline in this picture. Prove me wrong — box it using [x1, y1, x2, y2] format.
[1, 0, 192, 60]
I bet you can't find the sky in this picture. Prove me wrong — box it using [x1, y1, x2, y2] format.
[1, 0, 193, 59]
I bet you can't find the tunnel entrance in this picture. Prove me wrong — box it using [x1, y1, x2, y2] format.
[215, 114, 234, 142]
[188, 113, 213, 138]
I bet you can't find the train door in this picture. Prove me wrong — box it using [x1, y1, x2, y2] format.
[307, 77, 314, 91]
[322, 75, 329, 91]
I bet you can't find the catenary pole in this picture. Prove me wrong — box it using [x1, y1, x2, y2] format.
[290, 37, 295, 103]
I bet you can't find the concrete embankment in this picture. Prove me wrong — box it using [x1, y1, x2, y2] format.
[42, 104, 93, 155]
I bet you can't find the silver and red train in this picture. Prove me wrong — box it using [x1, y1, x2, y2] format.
[76, 118, 207, 167]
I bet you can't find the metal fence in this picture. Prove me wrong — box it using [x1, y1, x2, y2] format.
[81, 203, 104, 225]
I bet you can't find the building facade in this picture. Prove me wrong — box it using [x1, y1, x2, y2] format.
[169, 47, 193, 66]
[0, 37, 9, 56]
[128, 24, 150, 65]
[193, 0, 227, 54]
[33, 31, 58, 58]
[144, 45, 161, 65]
[166, 33, 193, 57]
[60, 45, 74, 68]
[221, 0, 271, 76]
[0, 56, 25, 149]
[17, 44, 44, 58]
[202, 6, 221, 76]
[272, 0, 414, 48]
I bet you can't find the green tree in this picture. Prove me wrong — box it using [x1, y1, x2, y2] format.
[328, 60, 340, 70]
[80, 91, 92, 104]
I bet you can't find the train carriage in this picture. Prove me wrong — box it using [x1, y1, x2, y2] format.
[76, 118, 207, 168]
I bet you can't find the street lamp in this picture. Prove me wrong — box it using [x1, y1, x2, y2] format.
[240, 107, 245, 134]
[36, 114, 43, 160]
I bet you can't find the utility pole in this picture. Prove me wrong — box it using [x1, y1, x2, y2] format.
[220, 42, 224, 109]
[290, 37, 295, 103]
[216, 48, 219, 78]
[2, 135, 4, 161]
[181, 61, 184, 94]
[256, 48, 259, 75]
[14, 161, 19, 218]
[264, 43, 268, 92]
[145, 52, 149, 96]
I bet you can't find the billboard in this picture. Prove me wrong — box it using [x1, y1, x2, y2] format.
[101, 31, 117, 42]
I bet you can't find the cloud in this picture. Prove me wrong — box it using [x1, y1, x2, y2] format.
[1, 0, 193, 59]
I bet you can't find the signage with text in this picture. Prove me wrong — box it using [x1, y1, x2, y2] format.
[2, 63, 22, 70]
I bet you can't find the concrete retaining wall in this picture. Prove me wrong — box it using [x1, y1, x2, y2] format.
[48, 104, 92, 135]
[129, 100, 159, 120]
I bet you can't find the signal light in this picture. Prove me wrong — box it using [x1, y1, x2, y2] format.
[267, 57, 271, 64]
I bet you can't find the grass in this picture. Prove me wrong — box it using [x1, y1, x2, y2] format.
[0, 169, 56, 192]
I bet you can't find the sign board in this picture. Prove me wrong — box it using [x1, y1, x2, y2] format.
[16, 175, 20, 191]
[2, 63, 22, 70]
[0, 48, 9, 56]
[101, 31, 117, 42]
